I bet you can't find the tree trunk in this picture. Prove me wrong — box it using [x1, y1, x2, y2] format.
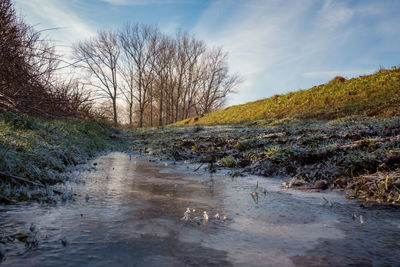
[139, 105, 144, 128]
[150, 89, 153, 127]
[159, 86, 163, 126]
[129, 104, 133, 128]
[113, 98, 118, 126]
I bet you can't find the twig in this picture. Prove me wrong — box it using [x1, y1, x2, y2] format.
[193, 162, 205, 172]
[0, 171, 45, 187]
[0, 171, 63, 195]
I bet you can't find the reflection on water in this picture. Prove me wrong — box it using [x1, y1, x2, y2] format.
[1, 152, 400, 266]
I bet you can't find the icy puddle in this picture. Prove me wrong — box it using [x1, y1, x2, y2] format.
[1, 152, 400, 266]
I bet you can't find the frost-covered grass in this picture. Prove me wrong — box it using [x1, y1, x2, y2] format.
[129, 116, 400, 204]
[0, 110, 125, 203]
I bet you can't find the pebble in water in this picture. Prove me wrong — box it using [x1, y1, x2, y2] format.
[85, 194, 90, 202]
[214, 213, 220, 220]
[360, 215, 364, 225]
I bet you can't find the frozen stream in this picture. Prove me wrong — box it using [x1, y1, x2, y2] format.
[1, 152, 400, 266]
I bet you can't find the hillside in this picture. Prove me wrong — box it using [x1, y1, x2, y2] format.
[175, 67, 400, 125]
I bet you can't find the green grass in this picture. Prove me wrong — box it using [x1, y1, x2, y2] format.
[0, 110, 123, 202]
[174, 67, 400, 125]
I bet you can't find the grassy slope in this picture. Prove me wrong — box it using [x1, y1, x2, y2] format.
[0, 110, 122, 202]
[175, 68, 400, 126]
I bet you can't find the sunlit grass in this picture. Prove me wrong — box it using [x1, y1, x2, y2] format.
[174, 67, 400, 126]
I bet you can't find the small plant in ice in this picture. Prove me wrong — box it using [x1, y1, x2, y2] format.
[322, 197, 333, 208]
[182, 208, 191, 221]
[203, 211, 209, 224]
[251, 181, 259, 203]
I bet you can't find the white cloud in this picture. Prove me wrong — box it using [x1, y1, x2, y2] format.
[317, 0, 354, 30]
[15, 0, 98, 76]
[194, 1, 311, 75]
[193, 0, 325, 104]
[192, 0, 393, 105]
[16, 0, 96, 47]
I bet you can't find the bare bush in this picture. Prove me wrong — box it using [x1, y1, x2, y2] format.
[0, 0, 90, 118]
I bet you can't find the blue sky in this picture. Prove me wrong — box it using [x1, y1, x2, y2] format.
[14, 0, 400, 106]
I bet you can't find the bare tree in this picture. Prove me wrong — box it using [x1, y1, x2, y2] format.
[198, 47, 240, 114]
[73, 30, 120, 126]
[118, 51, 136, 127]
[134, 32, 238, 126]
[119, 23, 160, 127]
[152, 35, 175, 126]
[179, 35, 205, 120]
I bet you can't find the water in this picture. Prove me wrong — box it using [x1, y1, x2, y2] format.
[1, 152, 400, 266]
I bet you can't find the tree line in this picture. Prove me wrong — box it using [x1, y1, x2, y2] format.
[73, 24, 240, 127]
[0, 0, 240, 127]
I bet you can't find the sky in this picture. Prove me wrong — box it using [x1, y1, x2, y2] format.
[14, 0, 400, 106]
